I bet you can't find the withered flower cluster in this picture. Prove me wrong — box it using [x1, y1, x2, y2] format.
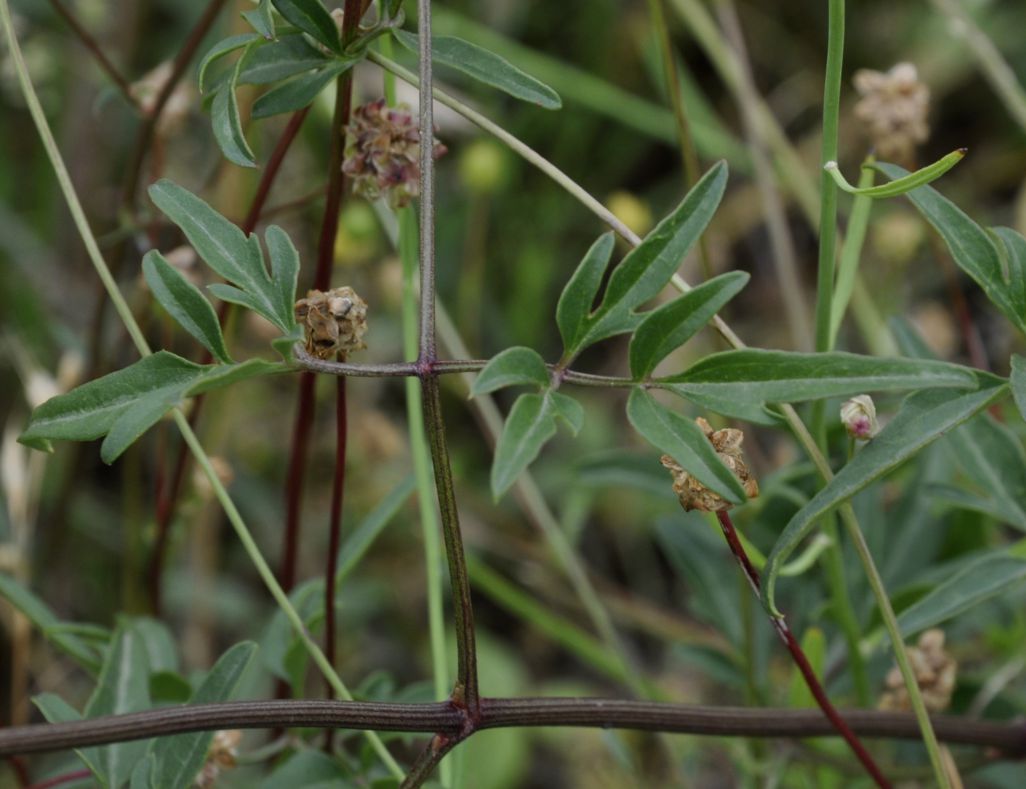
[661, 418, 759, 513]
[295, 287, 368, 360]
[342, 98, 447, 208]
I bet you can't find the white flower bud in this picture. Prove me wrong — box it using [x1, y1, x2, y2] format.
[841, 395, 878, 440]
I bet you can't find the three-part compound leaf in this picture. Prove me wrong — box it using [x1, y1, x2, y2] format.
[393, 30, 561, 109]
[148, 180, 297, 333]
[572, 163, 728, 354]
[239, 33, 329, 84]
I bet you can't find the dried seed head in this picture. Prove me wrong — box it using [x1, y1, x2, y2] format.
[853, 62, 930, 166]
[660, 418, 759, 512]
[295, 287, 368, 360]
[195, 729, 242, 788]
[840, 395, 879, 440]
[878, 629, 957, 713]
[342, 98, 447, 208]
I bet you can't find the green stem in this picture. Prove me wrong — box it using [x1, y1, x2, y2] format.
[813, 0, 844, 352]
[0, 3, 403, 776]
[830, 161, 875, 346]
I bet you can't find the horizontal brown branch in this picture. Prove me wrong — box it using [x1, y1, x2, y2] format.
[1, 697, 1023, 757]
[293, 348, 635, 387]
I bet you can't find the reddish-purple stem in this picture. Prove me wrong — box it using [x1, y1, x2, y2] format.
[714, 511, 891, 789]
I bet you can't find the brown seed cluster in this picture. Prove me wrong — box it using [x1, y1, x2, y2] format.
[660, 418, 759, 512]
[294, 287, 368, 360]
[878, 629, 957, 713]
[342, 98, 447, 208]
[853, 62, 930, 166]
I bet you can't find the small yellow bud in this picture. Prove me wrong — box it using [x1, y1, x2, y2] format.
[606, 191, 653, 238]
[459, 138, 511, 194]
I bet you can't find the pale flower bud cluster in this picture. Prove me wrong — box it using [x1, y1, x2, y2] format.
[342, 98, 447, 208]
[840, 395, 879, 440]
[195, 729, 242, 788]
[878, 629, 957, 712]
[661, 418, 759, 512]
[853, 62, 929, 166]
[294, 287, 368, 360]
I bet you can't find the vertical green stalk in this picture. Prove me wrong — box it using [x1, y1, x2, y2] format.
[1, 4, 402, 773]
[813, 0, 845, 357]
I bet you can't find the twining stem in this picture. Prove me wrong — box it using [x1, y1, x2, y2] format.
[3, 698, 1022, 756]
[713, 511, 890, 789]
[48, 0, 138, 108]
[381, 16, 452, 773]
[1, 7, 402, 774]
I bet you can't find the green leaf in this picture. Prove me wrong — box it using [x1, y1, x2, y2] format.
[240, 33, 328, 84]
[491, 390, 583, 499]
[152, 642, 257, 789]
[394, 30, 561, 110]
[0, 574, 100, 672]
[130, 755, 156, 789]
[629, 271, 749, 378]
[556, 232, 614, 354]
[143, 251, 233, 364]
[993, 227, 1026, 323]
[207, 283, 264, 314]
[471, 347, 550, 395]
[211, 50, 257, 168]
[242, 0, 275, 39]
[669, 389, 782, 426]
[198, 33, 261, 93]
[660, 349, 978, 404]
[20, 352, 205, 447]
[148, 181, 286, 329]
[101, 388, 182, 463]
[943, 412, 1026, 531]
[256, 750, 349, 789]
[271, 0, 341, 53]
[826, 148, 965, 198]
[188, 357, 284, 395]
[1011, 354, 1026, 423]
[251, 59, 354, 119]
[763, 380, 1008, 615]
[625, 389, 746, 505]
[265, 225, 300, 330]
[898, 551, 1026, 636]
[877, 162, 1026, 336]
[576, 163, 727, 350]
[20, 352, 282, 460]
[84, 624, 154, 788]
